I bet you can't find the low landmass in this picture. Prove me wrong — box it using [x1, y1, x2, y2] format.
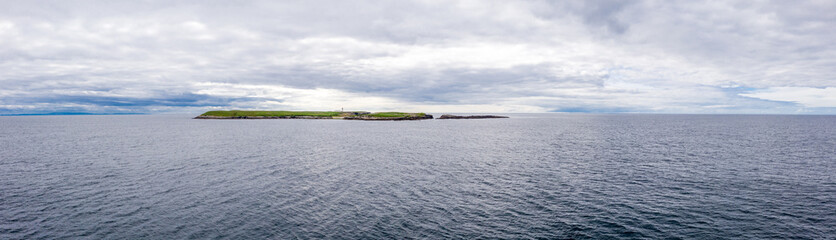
[194, 110, 433, 121]
[438, 114, 509, 119]
[343, 112, 432, 121]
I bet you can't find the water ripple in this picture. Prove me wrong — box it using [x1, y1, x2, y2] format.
[1, 114, 834, 239]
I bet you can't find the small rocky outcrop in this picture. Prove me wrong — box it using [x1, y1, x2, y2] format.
[438, 114, 509, 119]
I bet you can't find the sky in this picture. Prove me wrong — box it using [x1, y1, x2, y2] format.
[1, 0, 835, 115]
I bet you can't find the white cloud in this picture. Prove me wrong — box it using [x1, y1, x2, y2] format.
[191, 82, 545, 113]
[741, 87, 836, 108]
[1, 0, 835, 114]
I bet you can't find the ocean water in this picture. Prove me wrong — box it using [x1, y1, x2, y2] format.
[1, 114, 834, 239]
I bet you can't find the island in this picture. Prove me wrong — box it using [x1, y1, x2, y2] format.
[194, 110, 433, 121]
[438, 114, 509, 119]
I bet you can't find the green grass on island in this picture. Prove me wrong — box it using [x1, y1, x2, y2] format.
[198, 110, 430, 119]
[200, 110, 343, 117]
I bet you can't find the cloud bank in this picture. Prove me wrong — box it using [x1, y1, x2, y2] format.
[1, 0, 835, 114]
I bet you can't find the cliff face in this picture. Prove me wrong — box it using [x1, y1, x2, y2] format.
[438, 114, 509, 119]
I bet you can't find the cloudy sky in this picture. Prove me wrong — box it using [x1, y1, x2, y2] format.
[1, 0, 835, 114]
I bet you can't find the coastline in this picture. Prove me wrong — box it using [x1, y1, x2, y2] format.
[194, 110, 434, 121]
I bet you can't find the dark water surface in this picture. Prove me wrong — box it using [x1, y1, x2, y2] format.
[1, 114, 834, 239]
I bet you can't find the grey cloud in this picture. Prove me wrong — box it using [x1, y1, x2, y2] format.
[1, 0, 835, 114]
[533, 0, 635, 35]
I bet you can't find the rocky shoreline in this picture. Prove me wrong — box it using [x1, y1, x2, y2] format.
[194, 111, 509, 121]
[193, 111, 434, 121]
[343, 114, 434, 121]
[194, 115, 334, 119]
[438, 114, 509, 119]
[194, 115, 434, 120]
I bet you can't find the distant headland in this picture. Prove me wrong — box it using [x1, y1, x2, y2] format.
[194, 110, 433, 121]
[195, 111, 509, 121]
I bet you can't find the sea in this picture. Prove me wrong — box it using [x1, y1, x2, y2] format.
[1, 114, 834, 239]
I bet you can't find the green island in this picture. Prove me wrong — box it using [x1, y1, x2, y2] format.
[194, 110, 433, 121]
